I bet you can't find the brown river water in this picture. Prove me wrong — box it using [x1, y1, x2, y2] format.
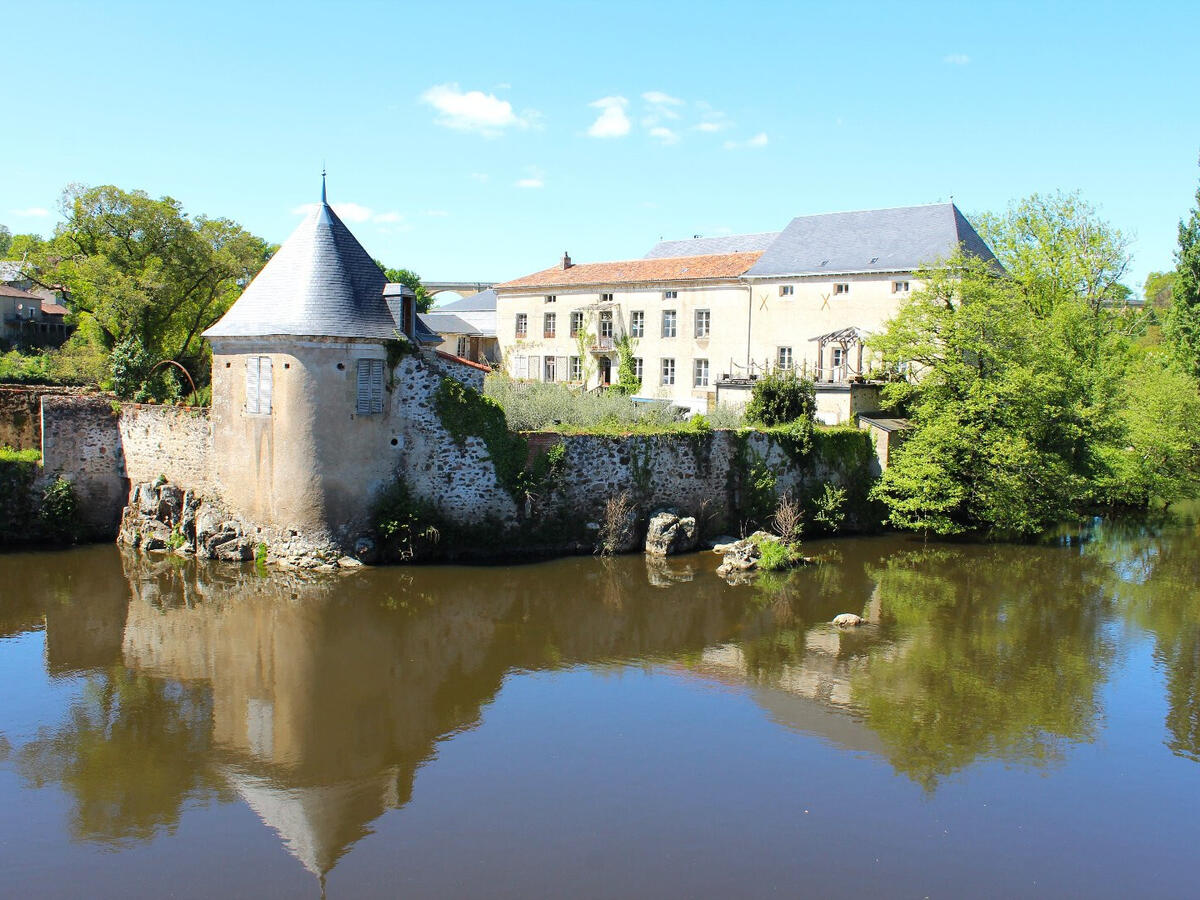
[2, 512, 1199, 898]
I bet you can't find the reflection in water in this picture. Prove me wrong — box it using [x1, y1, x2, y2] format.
[4, 512, 1200, 882]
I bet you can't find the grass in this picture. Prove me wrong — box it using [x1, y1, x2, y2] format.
[0, 446, 41, 464]
[751, 532, 807, 571]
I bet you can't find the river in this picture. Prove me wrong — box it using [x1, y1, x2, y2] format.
[2, 511, 1199, 898]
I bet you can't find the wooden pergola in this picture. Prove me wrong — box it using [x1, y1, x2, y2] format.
[810, 326, 869, 382]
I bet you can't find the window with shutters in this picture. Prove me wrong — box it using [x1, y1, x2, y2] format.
[661, 358, 675, 386]
[356, 359, 385, 414]
[570, 311, 583, 337]
[245, 356, 273, 415]
[515, 313, 528, 338]
[694, 358, 710, 387]
[694, 309, 710, 338]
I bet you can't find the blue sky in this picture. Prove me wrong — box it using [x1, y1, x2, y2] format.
[3, 0, 1198, 293]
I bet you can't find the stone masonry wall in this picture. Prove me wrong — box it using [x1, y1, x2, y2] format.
[117, 403, 214, 491]
[38, 396, 213, 538]
[535, 428, 878, 537]
[0, 385, 97, 451]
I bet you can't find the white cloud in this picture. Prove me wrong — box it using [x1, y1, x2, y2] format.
[290, 202, 403, 224]
[642, 90, 683, 108]
[649, 126, 679, 145]
[334, 202, 374, 223]
[422, 209, 450, 218]
[420, 83, 535, 136]
[723, 132, 768, 150]
[943, 53, 970, 65]
[516, 166, 545, 189]
[694, 121, 725, 133]
[10, 206, 49, 217]
[587, 96, 631, 138]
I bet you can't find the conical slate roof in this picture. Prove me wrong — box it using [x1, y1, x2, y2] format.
[205, 197, 394, 340]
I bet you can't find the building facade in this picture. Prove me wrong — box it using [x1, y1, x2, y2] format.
[495, 203, 998, 418]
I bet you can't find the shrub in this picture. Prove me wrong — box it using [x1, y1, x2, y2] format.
[39, 476, 78, 542]
[745, 369, 816, 426]
[597, 490, 637, 556]
[772, 492, 803, 543]
[483, 375, 683, 432]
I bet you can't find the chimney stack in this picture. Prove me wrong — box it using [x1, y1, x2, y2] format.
[562, 251, 572, 270]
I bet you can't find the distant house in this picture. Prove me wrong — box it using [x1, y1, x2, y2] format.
[495, 203, 999, 421]
[0, 261, 71, 348]
[420, 289, 499, 365]
[0, 283, 69, 348]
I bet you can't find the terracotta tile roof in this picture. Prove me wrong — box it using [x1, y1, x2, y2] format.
[497, 251, 762, 291]
[0, 283, 39, 300]
[41, 300, 69, 316]
[435, 350, 491, 372]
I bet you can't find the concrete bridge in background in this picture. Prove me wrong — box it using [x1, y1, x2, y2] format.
[422, 281, 495, 298]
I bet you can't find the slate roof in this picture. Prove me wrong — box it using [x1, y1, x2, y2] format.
[497, 252, 762, 290]
[644, 232, 779, 258]
[204, 201, 394, 340]
[419, 312, 480, 335]
[745, 203, 998, 277]
[434, 289, 496, 312]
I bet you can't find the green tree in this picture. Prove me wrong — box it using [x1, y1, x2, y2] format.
[22, 185, 272, 393]
[870, 233, 1200, 538]
[0, 224, 10, 257]
[1144, 270, 1178, 309]
[1165, 166, 1200, 377]
[973, 190, 1133, 315]
[378, 263, 434, 313]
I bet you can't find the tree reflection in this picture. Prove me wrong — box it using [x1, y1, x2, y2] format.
[1089, 511, 1200, 761]
[17, 666, 227, 844]
[852, 545, 1115, 790]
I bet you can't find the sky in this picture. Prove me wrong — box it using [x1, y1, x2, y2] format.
[3, 0, 1198, 294]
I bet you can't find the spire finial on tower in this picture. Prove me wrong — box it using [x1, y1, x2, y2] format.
[321, 167, 327, 204]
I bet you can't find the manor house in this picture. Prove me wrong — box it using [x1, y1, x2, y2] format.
[495, 203, 999, 419]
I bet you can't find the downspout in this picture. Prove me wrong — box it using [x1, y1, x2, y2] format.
[743, 278, 753, 370]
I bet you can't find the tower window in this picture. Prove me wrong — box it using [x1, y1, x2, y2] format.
[245, 356, 273, 415]
[357, 359, 385, 414]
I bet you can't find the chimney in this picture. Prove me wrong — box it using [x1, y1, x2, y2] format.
[562, 251, 572, 270]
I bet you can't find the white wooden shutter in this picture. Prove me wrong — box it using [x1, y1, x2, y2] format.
[556, 356, 568, 382]
[259, 358, 273, 414]
[245, 358, 260, 414]
[514, 355, 527, 379]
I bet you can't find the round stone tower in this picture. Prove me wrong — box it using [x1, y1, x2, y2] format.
[203, 182, 414, 548]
